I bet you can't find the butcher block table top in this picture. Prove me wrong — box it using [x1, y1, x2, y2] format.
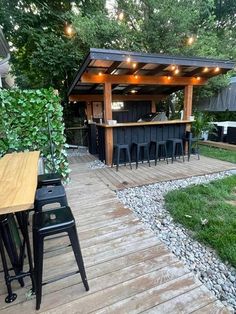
[0, 151, 40, 215]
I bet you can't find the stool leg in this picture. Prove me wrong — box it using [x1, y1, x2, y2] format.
[146, 145, 150, 167]
[154, 143, 158, 166]
[164, 144, 168, 164]
[171, 143, 174, 163]
[136, 146, 140, 169]
[116, 147, 120, 171]
[188, 140, 191, 162]
[33, 230, 44, 311]
[68, 226, 89, 291]
[126, 147, 132, 170]
[181, 142, 185, 162]
[0, 228, 17, 303]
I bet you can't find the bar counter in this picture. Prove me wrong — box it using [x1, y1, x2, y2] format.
[98, 119, 191, 128]
[96, 120, 192, 164]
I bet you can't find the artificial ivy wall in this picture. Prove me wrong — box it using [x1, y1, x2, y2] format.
[0, 88, 69, 181]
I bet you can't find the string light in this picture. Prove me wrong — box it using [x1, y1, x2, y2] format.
[131, 89, 137, 93]
[187, 36, 195, 45]
[132, 63, 137, 69]
[65, 24, 74, 36]
[196, 76, 201, 81]
[118, 11, 124, 21]
[134, 75, 138, 79]
[203, 67, 209, 73]
[214, 66, 220, 73]
[98, 72, 102, 76]
[126, 56, 131, 63]
[171, 65, 176, 71]
[167, 76, 171, 80]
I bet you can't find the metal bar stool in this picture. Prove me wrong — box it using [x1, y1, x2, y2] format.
[167, 138, 185, 163]
[132, 142, 151, 169]
[112, 144, 132, 171]
[33, 206, 89, 310]
[34, 185, 68, 212]
[37, 173, 61, 188]
[150, 140, 168, 165]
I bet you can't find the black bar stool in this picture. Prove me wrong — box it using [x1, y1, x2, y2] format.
[37, 173, 61, 188]
[34, 186, 68, 212]
[112, 144, 132, 171]
[167, 138, 185, 163]
[132, 142, 150, 169]
[33, 206, 89, 310]
[183, 132, 200, 161]
[150, 140, 168, 165]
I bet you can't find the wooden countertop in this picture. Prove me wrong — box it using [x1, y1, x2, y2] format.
[0, 151, 40, 214]
[97, 119, 192, 128]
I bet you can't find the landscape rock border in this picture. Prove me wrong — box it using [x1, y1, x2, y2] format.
[117, 171, 236, 312]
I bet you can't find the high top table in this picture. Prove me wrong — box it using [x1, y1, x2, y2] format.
[0, 151, 40, 302]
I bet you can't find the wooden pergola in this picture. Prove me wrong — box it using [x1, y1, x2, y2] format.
[68, 48, 235, 164]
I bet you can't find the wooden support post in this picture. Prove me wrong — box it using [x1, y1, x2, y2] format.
[183, 85, 193, 132]
[151, 100, 156, 113]
[86, 101, 92, 121]
[103, 82, 113, 166]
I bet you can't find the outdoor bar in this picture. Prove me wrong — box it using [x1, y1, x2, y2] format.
[68, 48, 235, 165]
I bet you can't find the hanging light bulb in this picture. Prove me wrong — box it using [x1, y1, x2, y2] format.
[126, 56, 131, 63]
[132, 63, 137, 69]
[203, 67, 209, 73]
[214, 66, 220, 73]
[174, 67, 180, 75]
[171, 65, 176, 71]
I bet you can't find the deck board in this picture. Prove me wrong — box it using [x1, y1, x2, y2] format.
[0, 154, 234, 313]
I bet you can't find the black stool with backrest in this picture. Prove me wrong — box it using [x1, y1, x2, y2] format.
[112, 144, 132, 171]
[167, 138, 185, 163]
[34, 186, 68, 212]
[37, 173, 61, 188]
[33, 206, 89, 310]
[132, 142, 150, 169]
[150, 140, 168, 165]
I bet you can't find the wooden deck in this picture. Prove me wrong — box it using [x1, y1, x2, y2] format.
[0, 155, 235, 313]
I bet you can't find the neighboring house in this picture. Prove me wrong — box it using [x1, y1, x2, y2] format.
[0, 28, 13, 88]
[198, 77, 236, 112]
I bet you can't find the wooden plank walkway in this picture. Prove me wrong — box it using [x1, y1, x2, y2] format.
[0, 154, 234, 313]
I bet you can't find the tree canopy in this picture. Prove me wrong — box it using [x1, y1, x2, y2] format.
[0, 0, 235, 95]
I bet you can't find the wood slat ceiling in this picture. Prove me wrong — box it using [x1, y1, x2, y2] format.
[68, 48, 235, 96]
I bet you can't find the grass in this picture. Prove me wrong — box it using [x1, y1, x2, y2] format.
[165, 175, 236, 267]
[199, 144, 236, 163]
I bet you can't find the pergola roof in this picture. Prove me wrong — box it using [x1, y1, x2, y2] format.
[68, 48, 235, 97]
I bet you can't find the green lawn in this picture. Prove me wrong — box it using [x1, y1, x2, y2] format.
[199, 144, 236, 163]
[165, 175, 236, 267]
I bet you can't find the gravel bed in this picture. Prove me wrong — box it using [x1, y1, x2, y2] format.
[88, 159, 107, 169]
[117, 171, 236, 312]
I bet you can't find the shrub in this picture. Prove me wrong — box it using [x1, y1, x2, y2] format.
[0, 88, 70, 181]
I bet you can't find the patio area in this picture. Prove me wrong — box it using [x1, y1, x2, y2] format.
[0, 154, 235, 313]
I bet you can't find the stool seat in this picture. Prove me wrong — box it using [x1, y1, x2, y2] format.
[35, 186, 68, 212]
[33, 207, 74, 234]
[37, 173, 61, 188]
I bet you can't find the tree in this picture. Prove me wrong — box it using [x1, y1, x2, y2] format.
[0, 0, 235, 96]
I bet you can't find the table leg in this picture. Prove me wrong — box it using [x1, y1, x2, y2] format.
[16, 211, 35, 294]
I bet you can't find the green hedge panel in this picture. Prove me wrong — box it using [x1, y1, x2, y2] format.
[0, 88, 69, 181]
